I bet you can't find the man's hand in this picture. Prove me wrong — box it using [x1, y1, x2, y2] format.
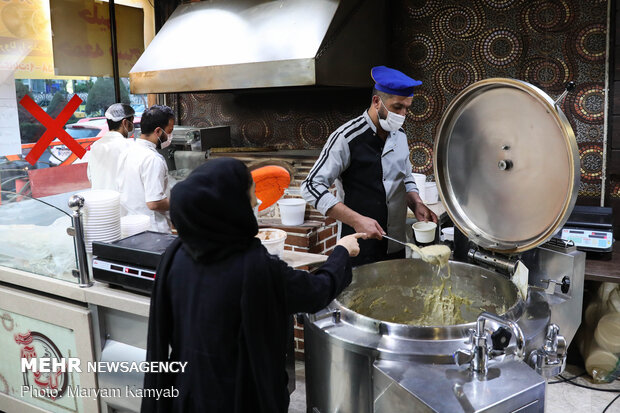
[353, 216, 385, 239]
[413, 202, 438, 223]
[407, 191, 438, 223]
[337, 233, 368, 257]
[325, 202, 384, 239]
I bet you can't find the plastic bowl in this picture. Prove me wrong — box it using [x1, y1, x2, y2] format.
[412, 221, 437, 244]
[256, 228, 287, 257]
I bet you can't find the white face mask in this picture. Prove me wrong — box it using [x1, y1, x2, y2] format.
[253, 199, 262, 219]
[377, 99, 406, 132]
[159, 130, 171, 149]
[124, 120, 134, 138]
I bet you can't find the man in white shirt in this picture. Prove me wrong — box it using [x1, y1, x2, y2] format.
[87, 103, 135, 190]
[116, 105, 174, 233]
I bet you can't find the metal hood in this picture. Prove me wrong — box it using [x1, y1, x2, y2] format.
[129, 0, 385, 93]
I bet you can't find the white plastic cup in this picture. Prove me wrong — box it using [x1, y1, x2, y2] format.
[412, 221, 437, 244]
[256, 228, 287, 257]
[278, 198, 306, 226]
[425, 182, 438, 204]
[441, 227, 454, 242]
[412, 173, 426, 201]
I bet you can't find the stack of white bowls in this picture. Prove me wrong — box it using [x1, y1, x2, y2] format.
[121, 215, 151, 238]
[77, 190, 121, 253]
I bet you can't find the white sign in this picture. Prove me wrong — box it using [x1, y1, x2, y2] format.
[0, 71, 21, 157]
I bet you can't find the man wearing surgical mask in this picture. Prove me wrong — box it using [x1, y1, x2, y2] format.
[87, 103, 135, 190]
[302, 66, 437, 266]
[116, 105, 175, 233]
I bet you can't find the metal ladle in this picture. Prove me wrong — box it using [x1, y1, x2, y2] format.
[383, 234, 452, 275]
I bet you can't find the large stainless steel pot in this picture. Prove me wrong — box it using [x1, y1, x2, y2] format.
[305, 260, 553, 413]
[336, 259, 522, 334]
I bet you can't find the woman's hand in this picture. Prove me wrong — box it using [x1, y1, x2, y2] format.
[337, 233, 367, 257]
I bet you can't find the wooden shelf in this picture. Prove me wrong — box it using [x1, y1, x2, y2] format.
[584, 243, 620, 283]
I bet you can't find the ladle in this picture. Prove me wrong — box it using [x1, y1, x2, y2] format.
[383, 234, 452, 273]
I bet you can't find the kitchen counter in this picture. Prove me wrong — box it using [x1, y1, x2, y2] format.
[584, 243, 620, 283]
[282, 250, 327, 268]
[0, 249, 329, 316]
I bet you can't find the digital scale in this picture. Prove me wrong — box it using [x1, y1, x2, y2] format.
[92, 231, 177, 294]
[561, 205, 614, 258]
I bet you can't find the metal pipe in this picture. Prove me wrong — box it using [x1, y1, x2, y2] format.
[68, 195, 93, 288]
[109, 0, 121, 103]
[468, 248, 518, 275]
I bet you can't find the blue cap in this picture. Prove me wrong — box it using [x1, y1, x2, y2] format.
[371, 66, 422, 97]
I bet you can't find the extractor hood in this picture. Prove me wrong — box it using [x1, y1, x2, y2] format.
[129, 0, 385, 93]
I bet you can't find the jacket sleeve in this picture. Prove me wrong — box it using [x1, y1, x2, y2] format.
[301, 131, 350, 216]
[403, 137, 419, 194]
[273, 246, 352, 314]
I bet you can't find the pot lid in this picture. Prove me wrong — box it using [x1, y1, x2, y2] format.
[433, 78, 579, 254]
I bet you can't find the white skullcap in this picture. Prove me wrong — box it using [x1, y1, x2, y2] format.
[104, 103, 135, 122]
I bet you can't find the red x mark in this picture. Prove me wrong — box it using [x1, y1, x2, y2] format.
[20, 95, 86, 166]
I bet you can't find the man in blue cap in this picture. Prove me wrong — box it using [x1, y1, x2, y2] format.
[302, 66, 437, 266]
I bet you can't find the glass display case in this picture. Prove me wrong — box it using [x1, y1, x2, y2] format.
[0, 191, 79, 283]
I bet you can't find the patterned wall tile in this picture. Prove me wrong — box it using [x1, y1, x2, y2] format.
[391, 0, 607, 200]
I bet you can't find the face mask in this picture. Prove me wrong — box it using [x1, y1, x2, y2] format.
[377, 99, 406, 132]
[158, 130, 171, 149]
[253, 199, 262, 219]
[124, 120, 134, 138]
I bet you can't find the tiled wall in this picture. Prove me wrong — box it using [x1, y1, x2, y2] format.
[389, 0, 608, 204]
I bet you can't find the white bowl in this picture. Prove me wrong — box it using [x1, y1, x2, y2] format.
[412, 221, 437, 244]
[256, 228, 287, 257]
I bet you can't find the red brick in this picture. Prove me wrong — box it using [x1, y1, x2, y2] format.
[292, 246, 309, 252]
[308, 231, 319, 245]
[286, 234, 309, 247]
[294, 351, 305, 360]
[294, 328, 304, 339]
[318, 227, 333, 242]
[325, 235, 337, 248]
[284, 245, 293, 251]
[296, 339, 304, 351]
[309, 242, 325, 254]
[325, 217, 337, 225]
[294, 319, 303, 329]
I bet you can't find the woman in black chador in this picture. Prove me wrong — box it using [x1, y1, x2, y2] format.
[141, 158, 365, 413]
